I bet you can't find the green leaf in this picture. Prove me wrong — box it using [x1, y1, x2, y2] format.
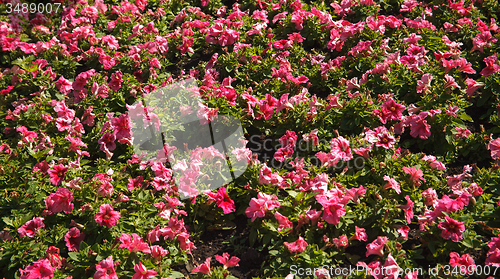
[168, 271, 185, 278]
[445, 132, 453, 144]
[462, 238, 473, 248]
[295, 192, 305, 202]
[68, 252, 80, 262]
[269, 250, 279, 256]
[287, 190, 298, 198]
[263, 233, 271, 245]
[2, 217, 13, 227]
[458, 112, 473, 122]
[428, 241, 436, 255]
[477, 91, 492, 107]
[249, 228, 258, 247]
[55, 93, 65, 101]
[79, 241, 90, 254]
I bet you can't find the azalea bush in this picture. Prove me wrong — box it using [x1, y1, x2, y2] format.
[1, 0, 500, 278]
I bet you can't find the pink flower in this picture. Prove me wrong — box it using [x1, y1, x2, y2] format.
[454, 127, 471, 139]
[473, 31, 497, 52]
[218, 28, 240, 46]
[231, 147, 252, 163]
[108, 71, 123, 92]
[118, 233, 151, 253]
[383, 253, 401, 279]
[422, 155, 446, 170]
[330, 136, 353, 161]
[258, 94, 278, 120]
[409, 114, 431, 140]
[449, 252, 475, 271]
[383, 175, 401, 194]
[178, 36, 194, 55]
[438, 216, 465, 242]
[486, 248, 500, 266]
[284, 236, 308, 253]
[405, 271, 419, 279]
[315, 268, 331, 279]
[157, 143, 177, 163]
[197, 101, 218, 125]
[132, 262, 157, 279]
[466, 182, 483, 197]
[55, 76, 73, 95]
[99, 54, 116, 70]
[315, 152, 340, 168]
[0, 143, 12, 154]
[416, 73, 432, 94]
[354, 226, 368, 241]
[258, 164, 283, 186]
[356, 261, 382, 278]
[245, 192, 281, 222]
[101, 35, 119, 50]
[400, 0, 419, 12]
[315, 194, 346, 225]
[344, 185, 366, 203]
[19, 258, 55, 279]
[444, 74, 460, 89]
[274, 130, 298, 162]
[465, 78, 484, 97]
[488, 136, 500, 160]
[480, 54, 500, 77]
[192, 257, 211, 275]
[376, 130, 396, 149]
[397, 195, 414, 224]
[111, 113, 132, 140]
[204, 186, 235, 214]
[332, 235, 349, 249]
[422, 188, 438, 206]
[274, 212, 293, 232]
[215, 253, 240, 269]
[94, 204, 120, 228]
[176, 232, 196, 252]
[381, 98, 405, 121]
[45, 188, 74, 214]
[98, 132, 116, 152]
[446, 105, 459, 117]
[66, 136, 87, 153]
[288, 32, 305, 43]
[127, 176, 144, 192]
[18, 217, 45, 238]
[97, 180, 114, 198]
[432, 194, 470, 218]
[94, 256, 118, 279]
[366, 236, 388, 257]
[151, 245, 168, 261]
[149, 58, 161, 69]
[65, 227, 85, 252]
[47, 164, 69, 186]
[397, 225, 410, 239]
[302, 129, 319, 146]
[44, 246, 62, 269]
[402, 166, 426, 186]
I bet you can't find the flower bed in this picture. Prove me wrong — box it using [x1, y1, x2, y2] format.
[1, 0, 500, 278]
